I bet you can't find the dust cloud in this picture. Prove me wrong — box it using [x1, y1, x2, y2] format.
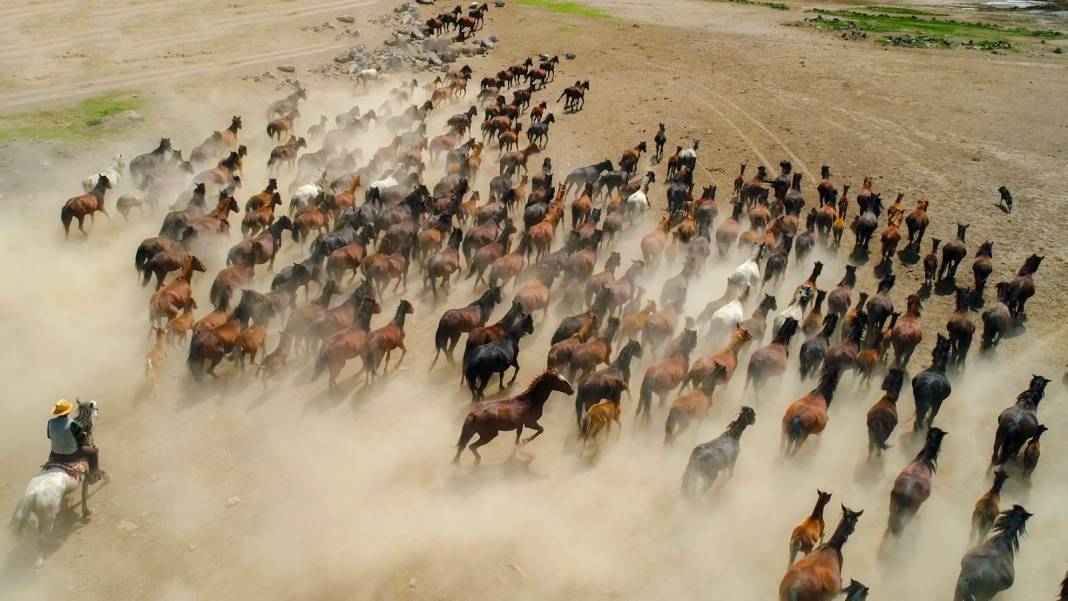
[0, 79, 1065, 601]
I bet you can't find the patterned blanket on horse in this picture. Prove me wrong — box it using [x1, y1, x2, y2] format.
[41, 460, 88, 479]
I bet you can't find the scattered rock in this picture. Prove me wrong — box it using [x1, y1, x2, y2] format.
[335, 51, 353, 63]
[489, 34, 499, 42]
[426, 52, 444, 66]
[505, 563, 528, 579]
[98, 110, 143, 126]
[1055, 47, 1064, 54]
[564, 52, 576, 60]
[424, 38, 453, 53]
[277, 64, 296, 73]
[538, 52, 549, 60]
[417, 0, 434, 4]
[116, 520, 139, 532]
[494, 0, 505, 6]
[187, 544, 197, 551]
[226, 496, 241, 508]
[479, 38, 496, 49]
[337, 14, 356, 23]
[408, 577, 417, 588]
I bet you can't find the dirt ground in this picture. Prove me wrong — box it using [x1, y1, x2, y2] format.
[1, 0, 1067, 599]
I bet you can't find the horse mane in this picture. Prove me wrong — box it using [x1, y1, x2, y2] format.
[914, 428, 946, 471]
[518, 371, 554, 400]
[773, 318, 798, 345]
[815, 367, 842, 403]
[990, 505, 1030, 553]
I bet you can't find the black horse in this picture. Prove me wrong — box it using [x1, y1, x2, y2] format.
[953, 505, 1032, 601]
[990, 374, 1051, 468]
[463, 314, 535, 400]
[564, 159, 613, 196]
[912, 334, 952, 432]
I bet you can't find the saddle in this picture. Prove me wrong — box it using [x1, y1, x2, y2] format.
[42, 459, 88, 480]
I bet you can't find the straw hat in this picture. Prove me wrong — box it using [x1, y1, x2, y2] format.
[51, 399, 73, 417]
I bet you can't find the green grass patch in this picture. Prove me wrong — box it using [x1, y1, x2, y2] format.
[514, 0, 610, 18]
[0, 92, 144, 144]
[803, 8, 1062, 51]
[729, 0, 791, 10]
[862, 5, 942, 16]
[812, 9, 1063, 38]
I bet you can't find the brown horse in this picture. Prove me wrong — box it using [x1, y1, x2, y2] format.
[267, 110, 299, 141]
[307, 285, 381, 348]
[256, 332, 292, 388]
[424, 228, 464, 300]
[361, 300, 414, 384]
[579, 399, 622, 445]
[971, 241, 994, 300]
[905, 198, 929, 248]
[453, 369, 574, 465]
[514, 266, 559, 318]
[312, 295, 382, 394]
[890, 294, 923, 368]
[573, 340, 642, 426]
[275, 279, 335, 350]
[781, 367, 842, 456]
[362, 239, 411, 297]
[149, 255, 206, 326]
[946, 288, 975, 367]
[61, 176, 111, 238]
[432, 285, 503, 365]
[546, 315, 602, 370]
[227, 216, 293, 270]
[778, 505, 863, 601]
[636, 329, 698, 421]
[885, 427, 947, 538]
[990, 374, 1050, 468]
[167, 298, 198, 345]
[981, 282, 1012, 351]
[684, 326, 752, 393]
[938, 223, 969, 282]
[241, 192, 282, 237]
[788, 490, 832, 566]
[564, 316, 621, 380]
[663, 380, 716, 444]
[971, 469, 1009, 545]
[923, 238, 940, 287]
[1004, 254, 1043, 321]
[461, 300, 526, 370]
[865, 368, 904, 456]
[746, 318, 799, 398]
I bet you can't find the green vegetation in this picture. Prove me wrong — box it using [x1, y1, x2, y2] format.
[863, 6, 942, 16]
[0, 92, 144, 144]
[514, 0, 610, 18]
[803, 8, 1063, 51]
[729, 0, 791, 10]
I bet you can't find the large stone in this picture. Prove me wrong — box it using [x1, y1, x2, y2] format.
[479, 38, 496, 49]
[494, 0, 505, 6]
[426, 52, 444, 66]
[564, 52, 576, 60]
[337, 14, 356, 23]
[276, 64, 296, 73]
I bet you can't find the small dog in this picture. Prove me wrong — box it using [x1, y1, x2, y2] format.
[997, 186, 1013, 213]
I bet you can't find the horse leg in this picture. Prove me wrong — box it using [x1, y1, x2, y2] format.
[522, 421, 544, 444]
[469, 431, 497, 464]
[77, 215, 88, 236]
[80, 477, 91, 518]
[508, 359, 520, 385]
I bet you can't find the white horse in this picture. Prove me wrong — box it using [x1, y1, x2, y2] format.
[625, 172, 654, 222]
[705, 284, 750, 345]
[353, 68, 383, 88]
[10, 400, 102, 567]
[772, 286, 813, 338]
[727, 244, 766, 292]
[82, 154, 125, 192]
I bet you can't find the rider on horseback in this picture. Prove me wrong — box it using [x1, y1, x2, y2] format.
[46, 399, 100, 483]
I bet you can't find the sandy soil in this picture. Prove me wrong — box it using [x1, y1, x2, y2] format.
[1, 0, 1066, 599]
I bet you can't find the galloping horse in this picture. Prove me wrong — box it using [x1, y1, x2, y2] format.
[453, 370, 574, 465]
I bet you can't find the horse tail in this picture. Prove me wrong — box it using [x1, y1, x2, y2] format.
[60, 204, 73, 234]
[9, 492, 35, 536]
[886, 491, 909, 537]
[187, 338, 205, 382]
[434, 322, 449, 354]
[135, 244, 149, 274]
[664, 407, 681, 444]
[453, 415, 477, 464]
[638, 377, 655, 419]
[578, 408, 592, 440]
[787, 415, 804, 442]
[266, 123, 277, 138]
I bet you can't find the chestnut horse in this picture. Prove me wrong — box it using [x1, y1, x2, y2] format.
[885, 427, 947, 538]
[61, 175, 111, 238]
[453, 369, 574, 465]
[637, 329, 698, 421]
[149, 255, 206, 327]
[361, 300, 414, 384]
[781, 367, 842, 456]
[788, 490, 832, 566]
[778, 505, 864, 601]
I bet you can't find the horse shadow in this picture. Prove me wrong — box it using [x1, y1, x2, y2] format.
[873, 257, 894, 279]
[917, 282, 933, 300]
[848, 245, 871, 266]
[934, 278, 959, 297]
[897, 245, 920, 266]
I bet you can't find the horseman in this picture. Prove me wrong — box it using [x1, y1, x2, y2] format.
[46, 399, 100, 483]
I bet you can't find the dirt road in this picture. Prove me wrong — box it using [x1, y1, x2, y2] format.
[1, 0, 1066, 599]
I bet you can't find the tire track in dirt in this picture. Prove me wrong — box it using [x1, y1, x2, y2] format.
[0, 42, 344, 112]
[0, 0, 374, 60]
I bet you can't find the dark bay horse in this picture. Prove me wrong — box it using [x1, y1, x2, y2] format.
[453, 369, 574, 465]
[990, 374, 1050, 468]
[779, 505, 864, 601]
[433, 285, 503, 366]
[953, 505, 1032, 601]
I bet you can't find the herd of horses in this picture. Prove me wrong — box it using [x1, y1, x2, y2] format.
[46, 19, 1064, 598]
